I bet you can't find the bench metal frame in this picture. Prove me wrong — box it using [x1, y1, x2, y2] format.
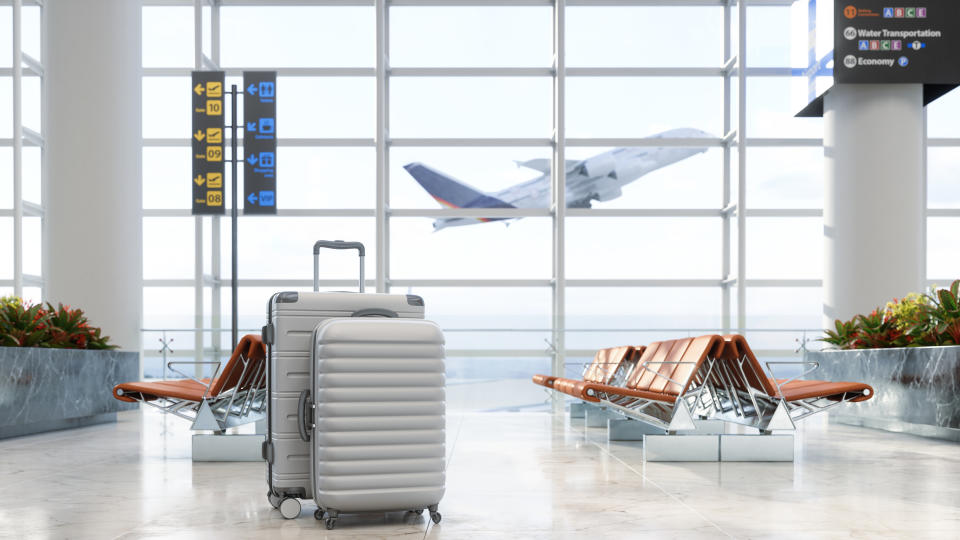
[117, 353, 266, 433]
[590, 354, 864, 434]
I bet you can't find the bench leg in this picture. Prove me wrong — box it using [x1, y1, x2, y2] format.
[720, 434, 794, 462]
[689, 419, 726, 434]
[608, 418, 663, 441]
[585, 407, 621, 427]
[643, 434, 720, 462]
[192, 434, 265, 462]
[568, 402, 587, 419]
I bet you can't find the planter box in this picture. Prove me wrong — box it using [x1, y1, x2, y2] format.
[0, 347, 138, 439]
[808, 346, 960, 442]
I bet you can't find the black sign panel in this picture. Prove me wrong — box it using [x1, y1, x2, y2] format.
[191, 71, 226, 215]
[243, 72, 277, 215]
[835, 1, 960, 84]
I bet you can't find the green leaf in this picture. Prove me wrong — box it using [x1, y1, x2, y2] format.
[938, 289, 958, 312]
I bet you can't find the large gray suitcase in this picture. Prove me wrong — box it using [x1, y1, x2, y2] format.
[263, 241, 425, 518]
[305, 317, 446, 530]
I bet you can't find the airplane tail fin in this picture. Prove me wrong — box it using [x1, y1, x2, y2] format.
[403, 163, 515, 209]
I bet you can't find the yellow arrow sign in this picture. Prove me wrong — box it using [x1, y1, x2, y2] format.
[193, 129, 205, 142]
[194, 83, 205, 96]
[194, 174, 205, 186]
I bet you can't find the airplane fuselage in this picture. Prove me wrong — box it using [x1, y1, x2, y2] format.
[497, 146, 706, 210]
[418, 128, 713, 230]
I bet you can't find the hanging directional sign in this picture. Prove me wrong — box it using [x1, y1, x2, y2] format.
[191, 71, 226, 215]
[243, 71, 277, 215]
[835, 1, 960, 84]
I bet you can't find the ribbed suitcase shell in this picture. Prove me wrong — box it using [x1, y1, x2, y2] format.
[311, 318, 446, 514]
[267, 292, 424, 499]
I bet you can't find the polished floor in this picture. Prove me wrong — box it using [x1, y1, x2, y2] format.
[1, 407, 958, 539]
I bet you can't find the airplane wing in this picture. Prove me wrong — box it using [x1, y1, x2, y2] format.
[514, 159, 582, 174]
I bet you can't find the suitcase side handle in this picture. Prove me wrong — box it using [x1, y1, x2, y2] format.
[297, 389, 313, 442]
[313, 240, 365, 293]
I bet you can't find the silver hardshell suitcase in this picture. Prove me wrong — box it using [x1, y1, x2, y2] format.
[263, 241, 425, 519]
[304, 317, 446, 530]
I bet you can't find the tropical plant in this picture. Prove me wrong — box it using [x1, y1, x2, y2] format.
[44, 302, 117, 350]
[0, 297, 117, 349]
[821, 280, 960, 350]
[822, 317, 859, 349]
[924, 280, 960, 346]
[0, 299, 51, 347]
[854, 308, 906, 349]
[886, 293, 937, 346]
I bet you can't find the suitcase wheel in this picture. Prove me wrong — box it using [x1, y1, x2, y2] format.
[279, 497, 301, 519]
[325, 517, 337, 530]
[314, 508, 325, 521]
[267, 491, 281, 509]
[408, 509, 424, 516]
[428, 504, 441, 525]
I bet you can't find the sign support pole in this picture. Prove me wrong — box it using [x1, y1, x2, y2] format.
[194, 72, 275, 349]
[231, 84, 239, 348]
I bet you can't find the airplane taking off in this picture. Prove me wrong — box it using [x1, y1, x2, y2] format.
[403, 128, 713, 230]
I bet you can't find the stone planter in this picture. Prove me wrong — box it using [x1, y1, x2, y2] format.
[807, 346, 960, 442]
[0, 347, 139, 439]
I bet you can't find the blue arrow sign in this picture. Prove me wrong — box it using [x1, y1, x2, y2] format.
[243, 71, 277, 215]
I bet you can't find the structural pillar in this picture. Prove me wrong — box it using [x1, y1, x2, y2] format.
[823, 84, 924, 326]
[43, 0, 142, 352]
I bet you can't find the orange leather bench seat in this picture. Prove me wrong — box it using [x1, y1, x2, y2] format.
[531, 346, 638, 402]
[533, 334, 874, 408]
[623, 336, 723, 396]
[776, 379, 873, 403]
[531, 373, 557, 388]
[569, 382, 678, 404]
[112, 334, 266, 403]
[113, 378, 211, 403]
[721, 334, 873, 403]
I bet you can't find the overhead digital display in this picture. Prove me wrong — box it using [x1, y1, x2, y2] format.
[835, 1, 960, 84]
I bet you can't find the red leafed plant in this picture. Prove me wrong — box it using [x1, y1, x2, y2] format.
[0, 296, 117, 350]
[924, 280, 960, 346]
[821, 280, 960, 349]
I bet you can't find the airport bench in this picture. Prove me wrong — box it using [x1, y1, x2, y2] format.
[112, 334, 267, 432]
[533, 334, 875, 460]
[532, 345, 641, 402]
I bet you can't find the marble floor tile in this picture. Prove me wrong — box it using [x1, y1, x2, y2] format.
[0, 408, 957, 539]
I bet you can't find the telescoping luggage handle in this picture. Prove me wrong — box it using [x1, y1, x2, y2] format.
[313, 240, 365, 293]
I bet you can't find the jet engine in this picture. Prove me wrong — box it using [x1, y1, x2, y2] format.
[581, 153, 617, 178]
[590, 177, 622, 202]
[611, 157, 649, 183]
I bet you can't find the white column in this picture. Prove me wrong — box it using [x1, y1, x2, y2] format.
[43, 0, 142, 352]
[823, 84, 924, 325]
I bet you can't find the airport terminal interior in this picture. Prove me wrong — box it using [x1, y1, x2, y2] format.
[2, 0, 959, 538]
